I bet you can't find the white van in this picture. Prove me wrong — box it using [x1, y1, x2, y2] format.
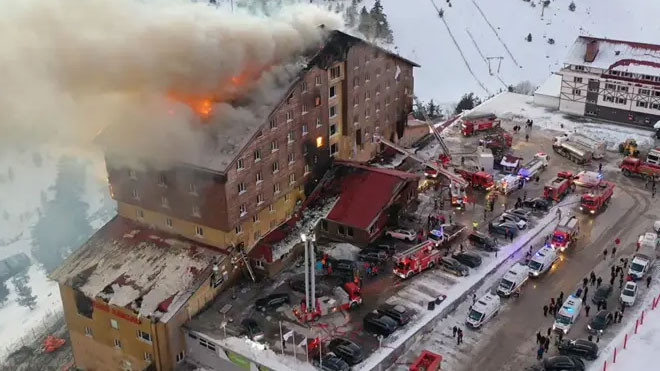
[553, 295, 583, 334]
[528, 246, 559, 277]
[466, 293, 501, 329]
[646, 148, 660, 166]
[497, 263, 530, 297]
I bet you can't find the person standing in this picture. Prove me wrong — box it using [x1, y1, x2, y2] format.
[583, 277, 589, 288]
[612, 246, 617, 258]
[603, 248, 608, 260]
[544, 336, 550, 352]
[457, 328, 463, 345]
[559, 291, 564, 305]
[453, 326, 458, 338]
[590, 271, 596, 285]
[543, 305, 549, 317]
[547, 327, 552, 337]
[536, 331, 542, 344]
[619, 275, 624, 289]
[597, 276, 602, 287]
[585, 304, 591, 317]
[647, 275, 652, 288]
[582, 287, 589, 301]
[537, 345, 545, 360]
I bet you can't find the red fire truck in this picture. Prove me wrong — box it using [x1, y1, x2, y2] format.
[292, 282, 362, 322]
[550, 215, 579, 252]
[479, 130, 512, 149]
[580, 181, 615, 214]
[543, 171, 574, 201]
[393, 241, 441, 279]
[455, 168, 495, 190]
[409, 350, 443, 371]
[460, 113, 501, 136]
[620, 157, 660, 180]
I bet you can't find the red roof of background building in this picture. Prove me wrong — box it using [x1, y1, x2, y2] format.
[326, 165, 418, 229]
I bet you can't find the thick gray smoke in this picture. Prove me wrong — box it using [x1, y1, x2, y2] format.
[0, 0, 342, 169]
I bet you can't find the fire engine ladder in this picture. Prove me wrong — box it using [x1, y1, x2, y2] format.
[395, 242, 432, 261]
[374, 136, 468, 188]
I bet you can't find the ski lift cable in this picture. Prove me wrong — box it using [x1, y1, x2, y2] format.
[466, 29, 509, 89]
[470, 0, 521, 68]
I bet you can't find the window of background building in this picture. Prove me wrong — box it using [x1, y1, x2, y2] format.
[236, 158, 244, 170]
[137, 330, 152, 343]
[330, 66, 341, 79]
[166, 218, 173, 228]
[330, 124, 337, 136]
[195, 226, 204, 237]
[329, 86, 336, 98]
[192, 205, 201, 217]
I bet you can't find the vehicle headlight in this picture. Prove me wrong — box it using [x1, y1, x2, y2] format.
[587, 325, 591, 330]
[590, 210, 595, 214]
[579, 206, 583, 210]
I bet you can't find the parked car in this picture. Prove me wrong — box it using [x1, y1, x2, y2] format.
[363, 312, 399, 337]
[558, 339, 599, 361]
[255, 293, 290, 312]
[372, 243, 397, 256]
[358, 248, 388, 263]
[523, 197, 551, 211]
[468, 232, 499, 251]
[499, 213, 528, 230]
[289, 279, 328, 297]
[505, 208, 532, 221]
[377, 303, 413, 326]
[620, 281, 638, 306]
[385, 228, 416, 242]
[332, 259, 357, 273]
[327, 338, 364, 365]
[318, 354, 349, 371]
[591, 284, 613, 306]
[587, 310, 613, 335]
[543, 355, 585, 371]
[438, 257, 469, 276]
[488, 221, 519, 237]
[452, 252, 483, 268]
[240, 319, 264, 341]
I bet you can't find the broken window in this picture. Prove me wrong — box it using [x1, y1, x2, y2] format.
[74, 290, 93, 319]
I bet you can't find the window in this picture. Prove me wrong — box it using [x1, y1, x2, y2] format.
[136, 209, 144, 219]
[353, 95, 359, 107]
[386, 62, 391, 71]
[302, 103, 308, 114]
[176, 351, 185, 363]
[572, 89, 581, 96]
[387, 79, 391, 89]
[269, 204, 275, 213]
[347, 227, 354, 237]
[288, 152, 295, 164]
[301, 81, 307, 92]
[316, 136, 323, 148]
[637, 101, 648, 108]
[365, 108, 370, 118]
[274, 183, 281, 194]
[257, 194, 264, 205]
[235, 224, 242, 234]
[653, 103, 660, 110]
[271, 140, 279, 152]
[254, 149, 261, 162]
[256, 129, 263, 138]
[338, 225, 345, 235]
[128, 169, 137, 180]
[604, 95, 614, 102]
[192, 205, 201, 217]
[330, 66, 341, 79]
[85, 327, 93, 337]
[353, 76, 359, 88]
[158, 173, 167, 187]
[329, 105, 337, 118]
[195, 225, 204, 237]
[573, 77, 583, 83]
[376, 103, 381, 112]
[321, 220, 328, 231]
[330, 143, 339, 155]
[365, 72, 370, 82]
[269, 118, 277, 129]
[376, 85, 381, 95]
[189, 183, 197, 195]
[286, 111, 293, 122]
[618, 86, 628, 92]
[284, 194, 290, 201]
[113, 338, 121, 348]
[288, 130, 295, 143]
[353, 115, 359, 125]
[385, 96, 391, 105]
[616, 97, 627, 104]
[289, 173, 296, 184]
[144, 352, 153, 362]
[316, 117, 322, 127]
[238, 182, 246, 194]
[304, 164, 310, 174]
[376, 67, 381, 77]
[330, 124, 337, 136]
[315, 96, 321, 106]
[236, 158, 244, 170]
[611, 70, 620, 76]
[365, 90, 371, 100]
[315, 76, 321, 85]
[605, 83, 616, 90]
[131, 188, 139, 199]
[166, 218, 173, 228]
[272, 161, 279, 173]
[253, 214, 259, 223]
[574, 65, 585, 71]
[239, 204, 247, 216]
[199, 338, 216, 352]
[137, 330, 152, 343]
[329, 86, 336, 98]
[286, 93, 293, 104]
[640, 89, 651, 95]
[302, 124, 308, 136]
[161, 196, 169, 209]
[256, 171, 263, 183]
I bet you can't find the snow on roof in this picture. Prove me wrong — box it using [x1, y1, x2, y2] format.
[51, 216, 227, 322]
[534, 74, 562, 98]
[564, 36, 660, 74]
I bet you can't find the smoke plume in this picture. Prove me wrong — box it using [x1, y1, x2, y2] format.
[0, 0, 342, 169]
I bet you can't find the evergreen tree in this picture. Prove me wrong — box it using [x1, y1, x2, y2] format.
[369, 0, 394, 43]
[12, 272, 37, 310]
[31, 157, 93, 273]
[426, 100, 438, 118]
[0, 282, 9, 307]
[569, 1, 576, 11]
[454, 93, 479, 114]
[358, 6, 374, 40]
[345, 0, 359, 27]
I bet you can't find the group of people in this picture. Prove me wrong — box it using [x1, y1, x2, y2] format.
[542, 291, 565, 317]
[452, 326, 464, 345]
[535, 327, 555, 360]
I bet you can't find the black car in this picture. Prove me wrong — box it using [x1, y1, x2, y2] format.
[523, 197, 551, 211]
[591, 284, 613, 306]
[377, 303, 413, 326]
[358, 248, 388, 263]
[452, 252, 483, 268]
[543, 355, 585, 371]
[240, 318, 264, 341]
[488, 221, 519, 237]
[558, 339, 599, 360]
[438, 257, 469, 276]
[468, 232, 498, 251]
[588, 310, 613, 334]
[372, 243, 397, 256]
[363, 312, 399, 337]
[255, 293, 290, 312]
[328, 338, 364, 365]
[289, 279, 328, 297]
[319, 354, 349, 371]
[333, 259, 357, 273]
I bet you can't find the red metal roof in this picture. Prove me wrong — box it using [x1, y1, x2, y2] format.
[326, 166, 418, 229]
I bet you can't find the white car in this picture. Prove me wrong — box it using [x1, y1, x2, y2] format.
[500, 213, 527, 230]
[620, 281, 638, 306]
[386, 228, 416, 242]
[654, 220, 660, 233]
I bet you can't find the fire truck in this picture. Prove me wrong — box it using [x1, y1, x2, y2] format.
[543, 171, 575, 201]
[551, 215, 580, 252]
[620, 157, 660, 180]
[455, 168, 495, 190]
[393, 241, 441, 279]
[580, 181, 615, 214]
[292, 282, 362, 322]
[460, 113, 501, 136]
[409, 350, 443, 371]
[479, 130, 512, 149]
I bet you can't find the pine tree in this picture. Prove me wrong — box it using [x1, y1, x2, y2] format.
[426, 100, 438, 118]
[12, 272, 37, 310]
[569, 1, 576, 11]
[369, 0, 394, 43]
[345, 0, 359, 27]
[454, 93, 479, 114]
[358, 6, 374, 40]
